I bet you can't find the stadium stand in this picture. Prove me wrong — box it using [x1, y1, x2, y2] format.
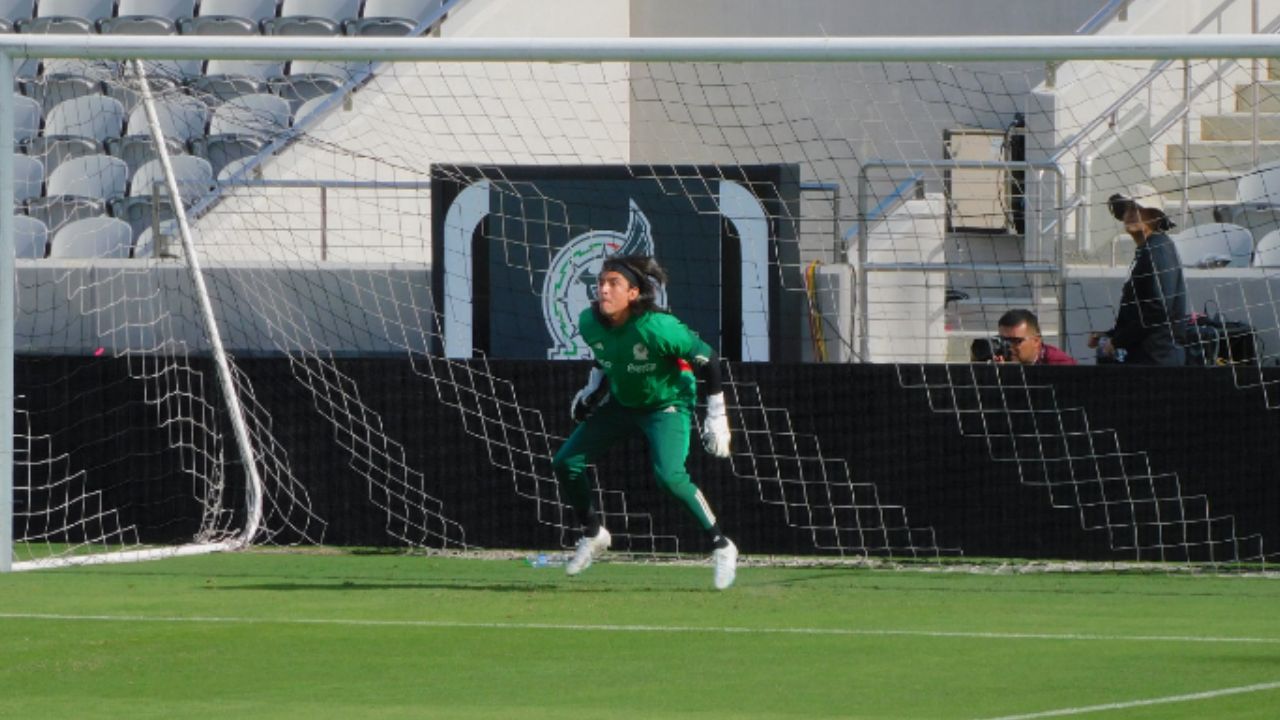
[47, 215, 133, 258]
[4, 0, 447, 260]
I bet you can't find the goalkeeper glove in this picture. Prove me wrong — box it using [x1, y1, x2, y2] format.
[701, 392, 731, 458]
[570, 366, 610, 423]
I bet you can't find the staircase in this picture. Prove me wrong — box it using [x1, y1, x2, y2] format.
[1158, 59, 1280, 225]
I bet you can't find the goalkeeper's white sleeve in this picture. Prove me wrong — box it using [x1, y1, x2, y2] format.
[701, 392, 731, 458]
[570, 366, 609, 422]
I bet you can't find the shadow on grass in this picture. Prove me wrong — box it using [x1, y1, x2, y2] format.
[207, 579, 709, 594]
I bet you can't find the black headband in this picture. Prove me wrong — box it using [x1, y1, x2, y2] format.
[604, 262, 643, 289]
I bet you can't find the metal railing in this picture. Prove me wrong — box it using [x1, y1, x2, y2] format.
[855, 159, 1066, 361]
[1052, 0, 1280, 254]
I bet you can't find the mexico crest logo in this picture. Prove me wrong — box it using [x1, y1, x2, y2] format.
[542, 199, 665, 359]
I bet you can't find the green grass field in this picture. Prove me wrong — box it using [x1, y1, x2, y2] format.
[1, 550, 1277, 719]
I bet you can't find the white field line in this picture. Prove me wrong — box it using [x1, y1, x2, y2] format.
[978, 680, 1280, 719]
[0, 612, 1278, 646]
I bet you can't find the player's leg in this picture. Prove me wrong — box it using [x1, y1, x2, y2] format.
[552, 401, 631, 575]
[641, 406, 738, 589]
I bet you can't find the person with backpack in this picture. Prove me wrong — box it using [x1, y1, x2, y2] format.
[1089, 194, 1188, 366]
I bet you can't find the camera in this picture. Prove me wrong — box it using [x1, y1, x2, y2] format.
[971, 336, 1012, 362]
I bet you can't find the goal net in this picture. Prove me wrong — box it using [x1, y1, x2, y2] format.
[8, 33, 1280, 570]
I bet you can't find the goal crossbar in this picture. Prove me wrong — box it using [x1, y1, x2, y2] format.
[0, 34, 1278, 64]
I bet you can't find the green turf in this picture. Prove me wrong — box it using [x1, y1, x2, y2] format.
[0, 551, 1277, 719]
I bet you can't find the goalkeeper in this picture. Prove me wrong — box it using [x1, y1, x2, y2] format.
[551, 254, 738, 590]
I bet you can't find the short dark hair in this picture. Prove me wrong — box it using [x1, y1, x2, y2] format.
[998, 309, 1041, 336]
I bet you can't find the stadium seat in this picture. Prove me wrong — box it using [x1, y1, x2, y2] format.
[188, 59, 283, 105]
[177, 0, 275, 35]
[1216, 161, 1280, 224]
[98, 0, 196, 34]
[190, 134, 267, 179]
[128, 155, 214, 198]
[12, 93, 42, 145]
[20, 135, 100, 176]
[114, 156, 211, 241]
[262, 0, 359, 36]
[132, 219, 178, 258]
[109, 194, 172, 242]
[1253, 229, 1280, 267]
[48, 215, 133, 258]
[106, 135, 187, 180]
[21, 59, 108, 113]
[124, 96, 209, 143]
[292, 94, 338, 127]
[209, 92, 291, 137]
[1170, 223, 1254, 268]
[272, 59, 366, 112]
[16, 0, 113, 33]
[46, 153, 128, 199]
[107, 59, 201, 112]
[25, 195, 105, 238]
[12, 214, 48, 258]
[346, 0, 442, 36]
[44, 94, 126, 144]
[13, 153, 43, 202]
[215, 155, 258, 182]
[16, 14, 92, 33]
[0, 0, 34, 24]
[38, 154, 125, 240]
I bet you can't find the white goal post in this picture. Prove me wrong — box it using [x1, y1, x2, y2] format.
[5, 31, 1280, 572]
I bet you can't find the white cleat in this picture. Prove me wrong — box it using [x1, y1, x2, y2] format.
[712, 539, 738, 590]
[566, 527, 611, 576]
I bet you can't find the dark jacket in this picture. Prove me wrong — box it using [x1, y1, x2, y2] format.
[1109, 232, 1187, 366]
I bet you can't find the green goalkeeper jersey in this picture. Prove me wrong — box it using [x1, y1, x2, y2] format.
[578, 306, 714, 411]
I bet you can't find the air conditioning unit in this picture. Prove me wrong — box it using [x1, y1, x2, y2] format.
[944, 127, 1017, 233]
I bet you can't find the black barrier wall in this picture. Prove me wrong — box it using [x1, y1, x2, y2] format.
[17, 356, 1280, 562]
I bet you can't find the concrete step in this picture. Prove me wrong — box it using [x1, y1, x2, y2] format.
[1149, 171, 1240, 203]
[1167, 141, 1280, 173]
[1201, 113, 1280, 141]
[1234, 82, 1280, 112]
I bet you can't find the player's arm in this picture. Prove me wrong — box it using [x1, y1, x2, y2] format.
[570, 361, 610, 423]
[690, 347, 731, 459]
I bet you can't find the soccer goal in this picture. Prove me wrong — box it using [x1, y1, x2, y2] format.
[5, 28, 1280, 572]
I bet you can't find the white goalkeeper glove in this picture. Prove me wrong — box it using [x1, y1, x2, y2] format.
[570, 366, 610, 423]
[700, 392, 731, 458]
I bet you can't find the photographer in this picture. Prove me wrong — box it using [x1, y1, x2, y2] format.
[972, 309, 1076, 365]
[1087, 194, 1188, 366]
